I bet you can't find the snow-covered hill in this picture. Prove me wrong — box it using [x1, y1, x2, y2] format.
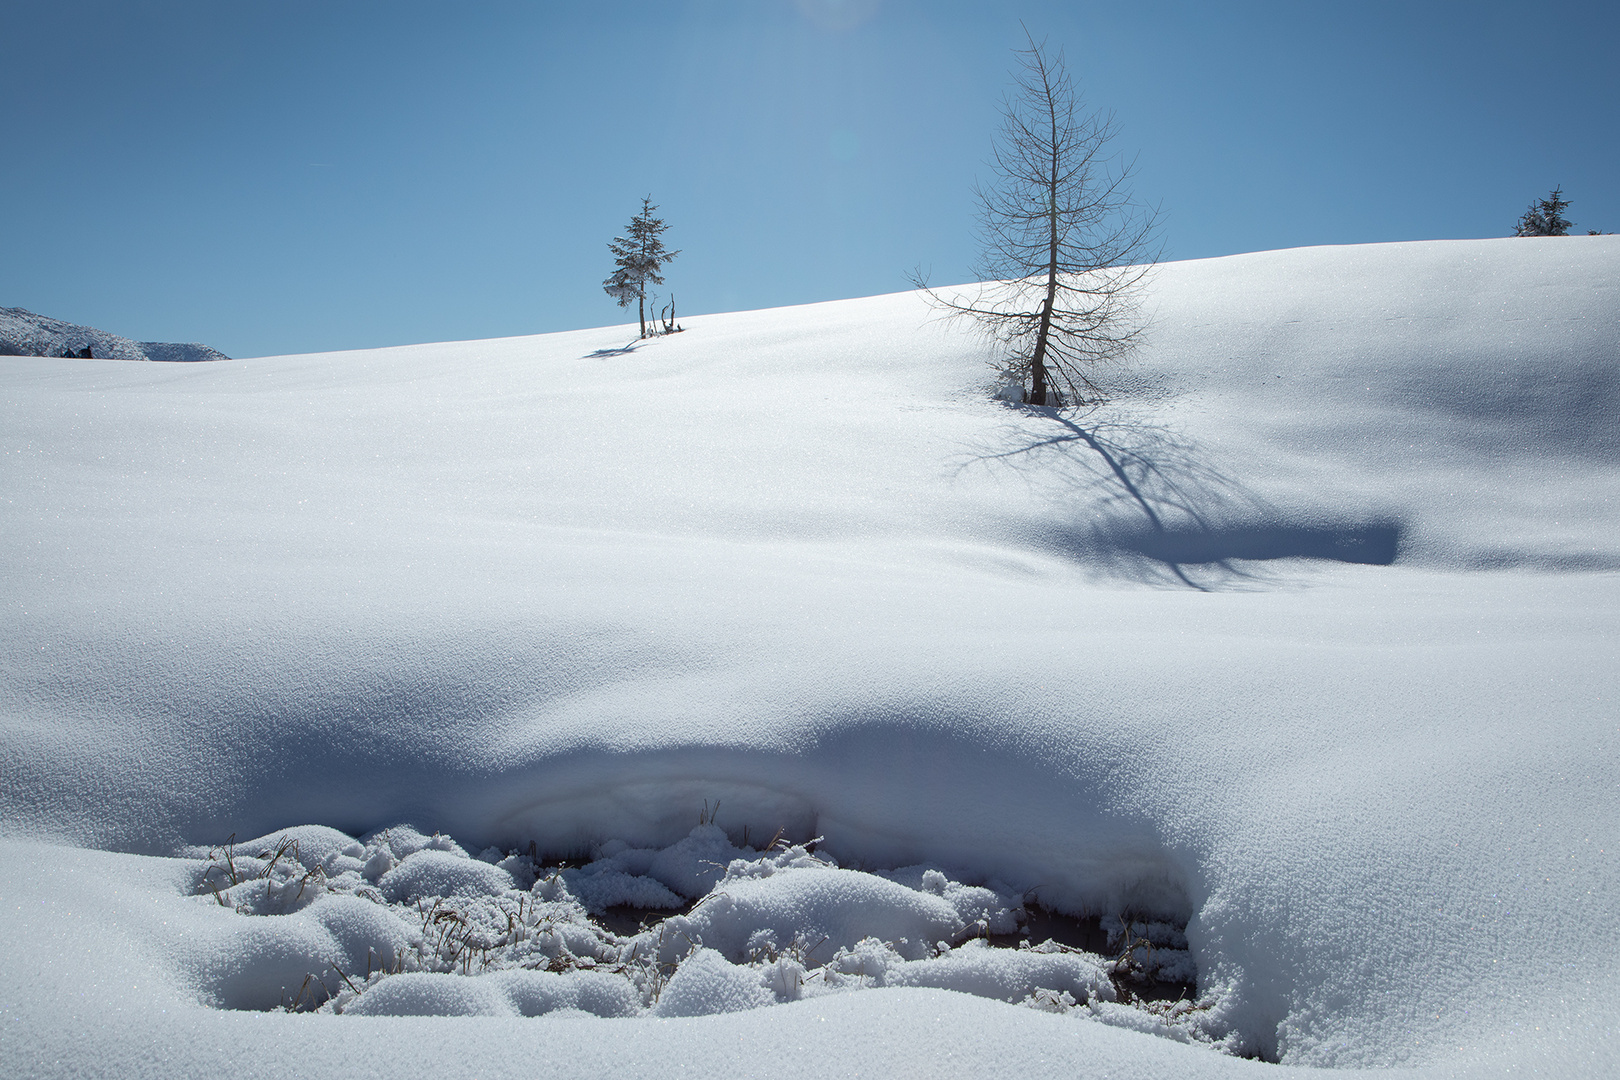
[1, 237, 1616, 1078]
[0, 305, 229, 362]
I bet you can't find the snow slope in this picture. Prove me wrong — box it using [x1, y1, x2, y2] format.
[0, 305, 229, 362]
[1, 237, 1616, 1077]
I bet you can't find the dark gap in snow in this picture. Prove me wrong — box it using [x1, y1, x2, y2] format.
[991, 906, 1196, 1006]
[990, 904, 1113, 954]
[594, 899, 700, 938]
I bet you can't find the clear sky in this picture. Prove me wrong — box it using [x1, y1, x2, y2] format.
[4, 1, 1616, 358]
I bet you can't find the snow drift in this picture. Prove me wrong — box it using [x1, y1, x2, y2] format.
[1, 237, 1616, 1078]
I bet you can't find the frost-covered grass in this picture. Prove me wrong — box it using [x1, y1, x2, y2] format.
[184, 821, 1215, 1046]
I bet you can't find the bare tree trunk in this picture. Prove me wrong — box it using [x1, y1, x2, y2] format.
[638, 293, 646, 338]
[1029, 111, 1061, 407]
[1029, 280, 1053, 406]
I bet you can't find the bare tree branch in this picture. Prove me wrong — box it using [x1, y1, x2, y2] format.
[917, 29, 1159, 406]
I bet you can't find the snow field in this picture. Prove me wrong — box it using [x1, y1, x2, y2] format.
[2, 237, 1617, 1078]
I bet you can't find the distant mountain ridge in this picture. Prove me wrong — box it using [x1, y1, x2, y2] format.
[0, 306, 229, 362]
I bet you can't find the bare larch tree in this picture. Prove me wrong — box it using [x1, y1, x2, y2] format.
[604, 197, 680, 339]
[927, 32, 1157, 406]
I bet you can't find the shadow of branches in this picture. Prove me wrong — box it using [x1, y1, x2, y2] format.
[958, 404, 1402, 590]
[584, 340, 643, 359]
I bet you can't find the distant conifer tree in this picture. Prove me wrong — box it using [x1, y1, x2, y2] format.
[603, 197, 680, 338]
[1514, 186, 1573, 236]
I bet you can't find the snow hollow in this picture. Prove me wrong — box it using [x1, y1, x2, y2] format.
[1, 237, 1617, 1079]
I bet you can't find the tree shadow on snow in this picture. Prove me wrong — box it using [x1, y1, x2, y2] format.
[960, 405, 1403, 590]
[583, 340, 643, 359]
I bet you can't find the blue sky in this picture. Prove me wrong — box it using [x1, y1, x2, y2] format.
[3, 1, 1616, 358]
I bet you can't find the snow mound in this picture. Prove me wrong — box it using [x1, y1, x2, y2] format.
[344, 971, 516, 1016]
[654, 948, 777, 1016]
[379, 850, 516, 902]
[0, 305, 228, 361]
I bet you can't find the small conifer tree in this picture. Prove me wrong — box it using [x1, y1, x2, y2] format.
[1514, 186, 1573, 237]
[603, 197, 680, 338]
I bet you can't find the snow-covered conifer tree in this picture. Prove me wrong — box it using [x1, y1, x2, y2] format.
[1514, 186, 1573, 236]
[603, 197, 680, 338]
